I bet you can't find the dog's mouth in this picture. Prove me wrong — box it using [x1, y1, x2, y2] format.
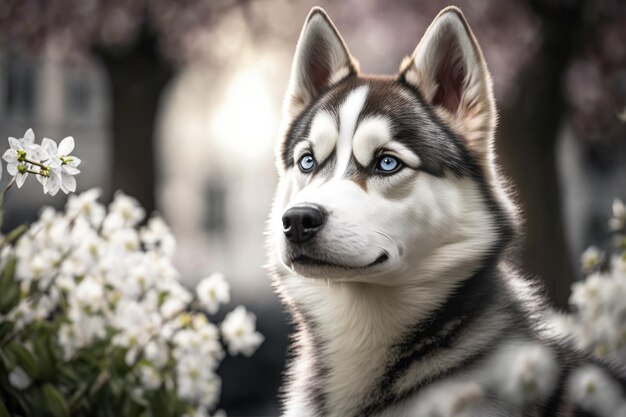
[289, 252, 389, 270]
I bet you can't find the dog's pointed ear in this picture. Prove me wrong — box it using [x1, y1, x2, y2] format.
[401, 7, 495, 162]
[283, 7, 357, 119]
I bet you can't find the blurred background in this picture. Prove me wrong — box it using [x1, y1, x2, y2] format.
[0, 0, 624, 415]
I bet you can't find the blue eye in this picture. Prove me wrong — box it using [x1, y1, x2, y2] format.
[298, 154, 316, 172]
[376, 155, 401, 173]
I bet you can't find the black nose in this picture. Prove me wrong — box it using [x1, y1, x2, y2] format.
[282, 204, 325, 244]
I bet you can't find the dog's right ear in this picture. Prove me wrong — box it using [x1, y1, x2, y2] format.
[282, 7, 357, 120]
[400, 7, 496, 170]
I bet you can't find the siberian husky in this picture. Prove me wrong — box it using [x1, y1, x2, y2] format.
[267, 6, 625, 417]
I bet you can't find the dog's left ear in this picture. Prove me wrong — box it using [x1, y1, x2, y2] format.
[401, 7, 495, 162]
[283, 7, 357, 120]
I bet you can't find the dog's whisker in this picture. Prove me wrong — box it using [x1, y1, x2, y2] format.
[372, 228, 398, 247]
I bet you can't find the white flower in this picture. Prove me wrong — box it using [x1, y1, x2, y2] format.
[609, 199, 625, 231]
[66, 188, 106, 227]
[124, 259, 160, 299]
[570, 272, 609, 314]
[111, 299, 162, 365]
[160, 281, 192, 319]
[568, 365, 626, 417]
[8, 367, 31, 390]
[59, 304, 107, 360]
[581, 246, 603, 272]
[182, 408, 226, 417]
[589, 315, 620, 358]
[411, 381, 484, 417]
[2, 130, 81, 194]
[611, 254, 626, 276]
[484, 342, 559, 406]
[102, 192, 145, 234]
[172, 322, 224, 369]
[3, 129, 37, 188]
[40, 136, 81, 194]
[7, 299, 38, 331]
[74, 275, 105, 311]
[196, 273, 230, 315]
[182, 408, 209, 417]
[107, 228, 140, 253]
[141, 216, 176, 258]
[144, 339, 169, 369]
[138, 365, 162, 390]
[220, 306, 264, 356]
[175, 356, 221, 407]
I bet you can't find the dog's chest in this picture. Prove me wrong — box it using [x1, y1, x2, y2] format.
[321, 343, 390, 417]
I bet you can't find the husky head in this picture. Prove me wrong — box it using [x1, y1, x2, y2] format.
[268, 7, 516, 287]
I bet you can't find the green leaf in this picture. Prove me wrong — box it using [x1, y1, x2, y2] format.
[0, 348, 16, 370]
[122, 398, 143, 417]
[0, 321, 13, 344]
[33, 336, 55, 381]
[0, 256, 18, 314]
[6, 342, 37, 378]
[67, 382, 88, 410]
[41, 383, 69, 417]
[148, 387, 173, 417]
[0, 396, 10, 417]
[0, 283, 19, 315]
[0, 256, 15, 286]
[5, 224, 27, 245]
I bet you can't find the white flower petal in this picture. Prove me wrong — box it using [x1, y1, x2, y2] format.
[62, 173, 76, 193]
[2, 148, 17, 163]
[41, 138, 57, 157]
[7, 163, 17, 176]
[613, 198, 624, 215]
[48, 180, 60, 196]
[15, 172, 27, 188]
[48, 156, 62, 169]
[63, 165, 80, 175]
[58, 136, 75, 155]
[8, 137, 21, 150]
[8, 367, 31, 390]
[23, 128, 35, 145]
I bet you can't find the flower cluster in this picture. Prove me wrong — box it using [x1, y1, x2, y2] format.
[568, 365, 626, 417]
[551, 199, 626, 364]
[2, 129, 81, 195]
[0, 129, 263, 417]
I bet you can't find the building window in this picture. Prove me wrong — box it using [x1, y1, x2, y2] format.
[65, 72, 92, 117]
[5, 55, 35, 117]
[204, 181, 227, 234]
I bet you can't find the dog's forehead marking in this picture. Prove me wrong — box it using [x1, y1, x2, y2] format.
[333, 86, 369, 179]
[305, 111, 337, 163]
[353, 117, 391, 166]
[353, 117, 422, 168]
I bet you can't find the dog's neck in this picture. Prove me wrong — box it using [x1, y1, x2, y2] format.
[279, 246, 512, 417]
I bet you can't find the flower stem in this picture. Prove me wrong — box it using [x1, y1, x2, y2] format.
[3, 177, 15, 197]
[0, 177, 15, 229]
[22, 158, 47, 169]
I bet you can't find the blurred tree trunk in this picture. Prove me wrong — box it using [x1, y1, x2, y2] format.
[95, 31, 173, 215]
[497, 1, 585, 308]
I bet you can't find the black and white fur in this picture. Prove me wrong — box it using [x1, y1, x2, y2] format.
[267, 6, 625, 417]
